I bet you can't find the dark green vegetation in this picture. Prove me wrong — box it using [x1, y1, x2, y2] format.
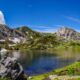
[13, 36, 80, 50]
[0, 78, 9, 80]
[13, 34, 59, 50]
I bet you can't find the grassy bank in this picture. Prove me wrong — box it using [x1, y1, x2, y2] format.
[53, 62, 80, 75]
[28, 62, 80, 80]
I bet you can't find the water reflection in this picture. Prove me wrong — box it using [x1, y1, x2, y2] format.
[12, 51, 20, 59]
[11, 50, 80, 75]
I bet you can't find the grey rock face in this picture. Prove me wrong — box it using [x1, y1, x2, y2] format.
[0, 50, 26, 80]
[56, 27, 80, 40]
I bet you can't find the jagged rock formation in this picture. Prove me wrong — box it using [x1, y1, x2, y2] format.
[56, 27, 80, 40]
[0, 49, 26, 80]
[0, 24, 41, 44]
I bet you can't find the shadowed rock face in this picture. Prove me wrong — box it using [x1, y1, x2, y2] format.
[0, 24, 38, 43]
[0, 49, 27, 80]
[56, 27, 80, 40]
[0, 24, 26, 38]
[0, 24, 42, 44]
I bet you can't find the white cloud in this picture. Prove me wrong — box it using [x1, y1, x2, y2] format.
[65, 16, 80, 23]
[0, 11, 5, 24]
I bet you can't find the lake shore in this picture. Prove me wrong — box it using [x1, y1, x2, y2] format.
[28, 62, 80, 80]
[1, 47, 80, 80]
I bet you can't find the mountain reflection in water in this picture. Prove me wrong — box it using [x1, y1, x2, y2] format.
[12, 50, 80, 76]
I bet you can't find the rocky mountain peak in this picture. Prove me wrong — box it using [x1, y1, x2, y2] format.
[56, 27, 77, 39]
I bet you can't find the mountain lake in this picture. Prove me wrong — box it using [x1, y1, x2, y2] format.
[11, 49, 80, 76]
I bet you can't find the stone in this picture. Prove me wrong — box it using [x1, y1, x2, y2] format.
[49, 75, 58, 79]
[0, 49, 27, 80]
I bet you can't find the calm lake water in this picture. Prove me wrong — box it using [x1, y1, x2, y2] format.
[12, 49, 80, 76]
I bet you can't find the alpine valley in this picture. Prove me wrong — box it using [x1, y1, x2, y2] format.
[0, 24, 80, 50]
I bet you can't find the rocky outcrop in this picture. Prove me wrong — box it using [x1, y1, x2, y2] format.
[56, 27, 80, 40]
[0, 49, 27, 80]
[0, 24, 40, 43]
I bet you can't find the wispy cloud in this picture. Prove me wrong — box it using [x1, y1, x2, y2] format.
[66, 16, 80, 23]
[34, 28, 57, 33]
[28, 25, 63, 33]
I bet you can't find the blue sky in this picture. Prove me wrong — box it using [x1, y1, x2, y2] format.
[0, 0, 80, 32]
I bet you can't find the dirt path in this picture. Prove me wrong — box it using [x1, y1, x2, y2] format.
[49, 75, 80, 80]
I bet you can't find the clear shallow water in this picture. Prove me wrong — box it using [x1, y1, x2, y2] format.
[12, 50, 80, 76]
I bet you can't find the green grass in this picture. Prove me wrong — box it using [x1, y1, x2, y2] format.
[28, 62, 80, 80]
[67, 78, 80, 80]
[52, 62, 80, 76]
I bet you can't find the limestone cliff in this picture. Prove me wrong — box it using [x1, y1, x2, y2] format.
[56, 27, 80, 40]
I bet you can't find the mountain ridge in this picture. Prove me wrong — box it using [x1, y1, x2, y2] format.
[56, 27, 80, 40]
[0, 24, 80, 44]
[0, 24, 41, 43]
